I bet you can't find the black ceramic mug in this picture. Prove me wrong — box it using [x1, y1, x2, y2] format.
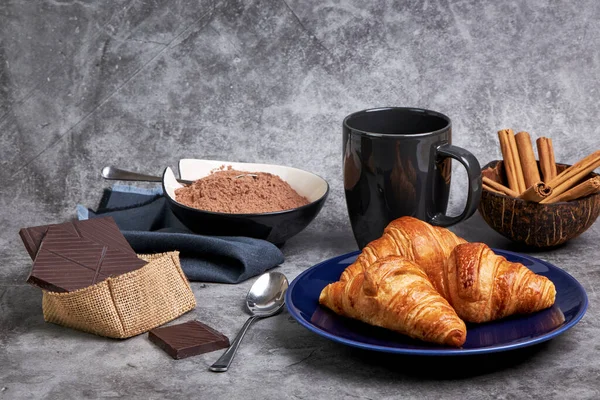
[343, 107, 482, 249]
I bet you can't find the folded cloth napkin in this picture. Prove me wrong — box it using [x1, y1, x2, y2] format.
[77, 185, 284, 284]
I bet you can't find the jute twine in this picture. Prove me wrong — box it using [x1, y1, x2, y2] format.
[42, 251, 196, 338]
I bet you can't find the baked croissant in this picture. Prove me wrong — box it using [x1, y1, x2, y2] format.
[433, 242, 556, 323]
[319, 256, 467, 347]
[341, 216, 466, 297]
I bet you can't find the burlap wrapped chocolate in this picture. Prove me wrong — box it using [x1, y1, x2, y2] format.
[42, 251, 196, 338]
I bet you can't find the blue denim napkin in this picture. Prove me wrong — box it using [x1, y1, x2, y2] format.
[77, 185, 284, 284]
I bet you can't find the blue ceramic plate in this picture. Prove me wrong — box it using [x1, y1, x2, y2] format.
[286, 249, 588, 355]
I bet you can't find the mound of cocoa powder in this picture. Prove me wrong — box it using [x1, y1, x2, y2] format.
[174, 167, 310, 214]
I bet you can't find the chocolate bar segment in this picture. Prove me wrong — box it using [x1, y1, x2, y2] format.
[19, 217, 135, 260]
[27, 225, 146, 292]
[149, 321, 230, 359]
[29, 248, 108, 292]
[19, 225, 52, 260]
[71, 218, 135, 256]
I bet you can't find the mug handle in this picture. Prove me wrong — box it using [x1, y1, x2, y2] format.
[430, 144, 482, 227]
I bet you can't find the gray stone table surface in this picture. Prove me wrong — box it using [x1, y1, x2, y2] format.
[1, 1, 600, 399]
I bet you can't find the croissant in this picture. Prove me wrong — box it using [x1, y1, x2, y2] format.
[319, 256, 467, 347]
[341, 216, 466, 297]
[433, 242, 556, 323]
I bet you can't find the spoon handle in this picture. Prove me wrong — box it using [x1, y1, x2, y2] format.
[101, 166, 193, 185]
[209, 315, 259, 372]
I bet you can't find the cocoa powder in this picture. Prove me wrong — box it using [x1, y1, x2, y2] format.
[174, 167, 310, 214]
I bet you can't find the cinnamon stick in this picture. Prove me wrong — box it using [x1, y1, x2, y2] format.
[542, 176, 600, 204]
[498, 129, 518, 191]
[507, 132, 527, 193]
[483, 184, 504, 196]
[482, 176, 519, 197]
[536, 137, 557, 182]
[518, 182, 553, 202]
[498, 129, 526, 193]
[542, 150, 600, 203]
[515, 131, 541, 188]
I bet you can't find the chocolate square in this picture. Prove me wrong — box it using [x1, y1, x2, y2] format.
[27, 225, 146, 292]
[29, 247, 108, 292]
[70, 218, 135, 256]
[19, 225, 52, 260]
[149, 321, 230, 360]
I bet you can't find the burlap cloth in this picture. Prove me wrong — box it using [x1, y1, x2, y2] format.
[42, 251, 196, 339]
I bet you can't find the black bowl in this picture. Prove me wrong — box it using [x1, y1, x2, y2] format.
[162, 159, 329, 246]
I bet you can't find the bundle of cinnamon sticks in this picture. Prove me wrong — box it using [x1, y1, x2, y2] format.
[483, 129, 600, 204]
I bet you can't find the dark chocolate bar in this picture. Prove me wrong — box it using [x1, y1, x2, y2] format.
[148, 321, 230, 360]
[19, 217, 135, 260]
[28, 225, 146, 292]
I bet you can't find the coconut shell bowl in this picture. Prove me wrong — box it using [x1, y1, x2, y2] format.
[478, 160, 600, 248]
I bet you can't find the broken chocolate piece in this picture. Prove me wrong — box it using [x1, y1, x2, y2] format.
[149, 320, 230, 360]
[19, 217, 135, 260]
[27, 225, 146, 292]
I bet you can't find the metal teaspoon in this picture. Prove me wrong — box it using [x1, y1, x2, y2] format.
[209, 271, 289, 372]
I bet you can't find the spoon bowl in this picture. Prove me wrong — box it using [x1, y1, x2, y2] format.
[246, 272, 288, 317]
[210, 271, 288, 372]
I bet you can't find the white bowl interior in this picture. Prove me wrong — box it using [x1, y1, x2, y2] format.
[163, 159, 328, 206]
